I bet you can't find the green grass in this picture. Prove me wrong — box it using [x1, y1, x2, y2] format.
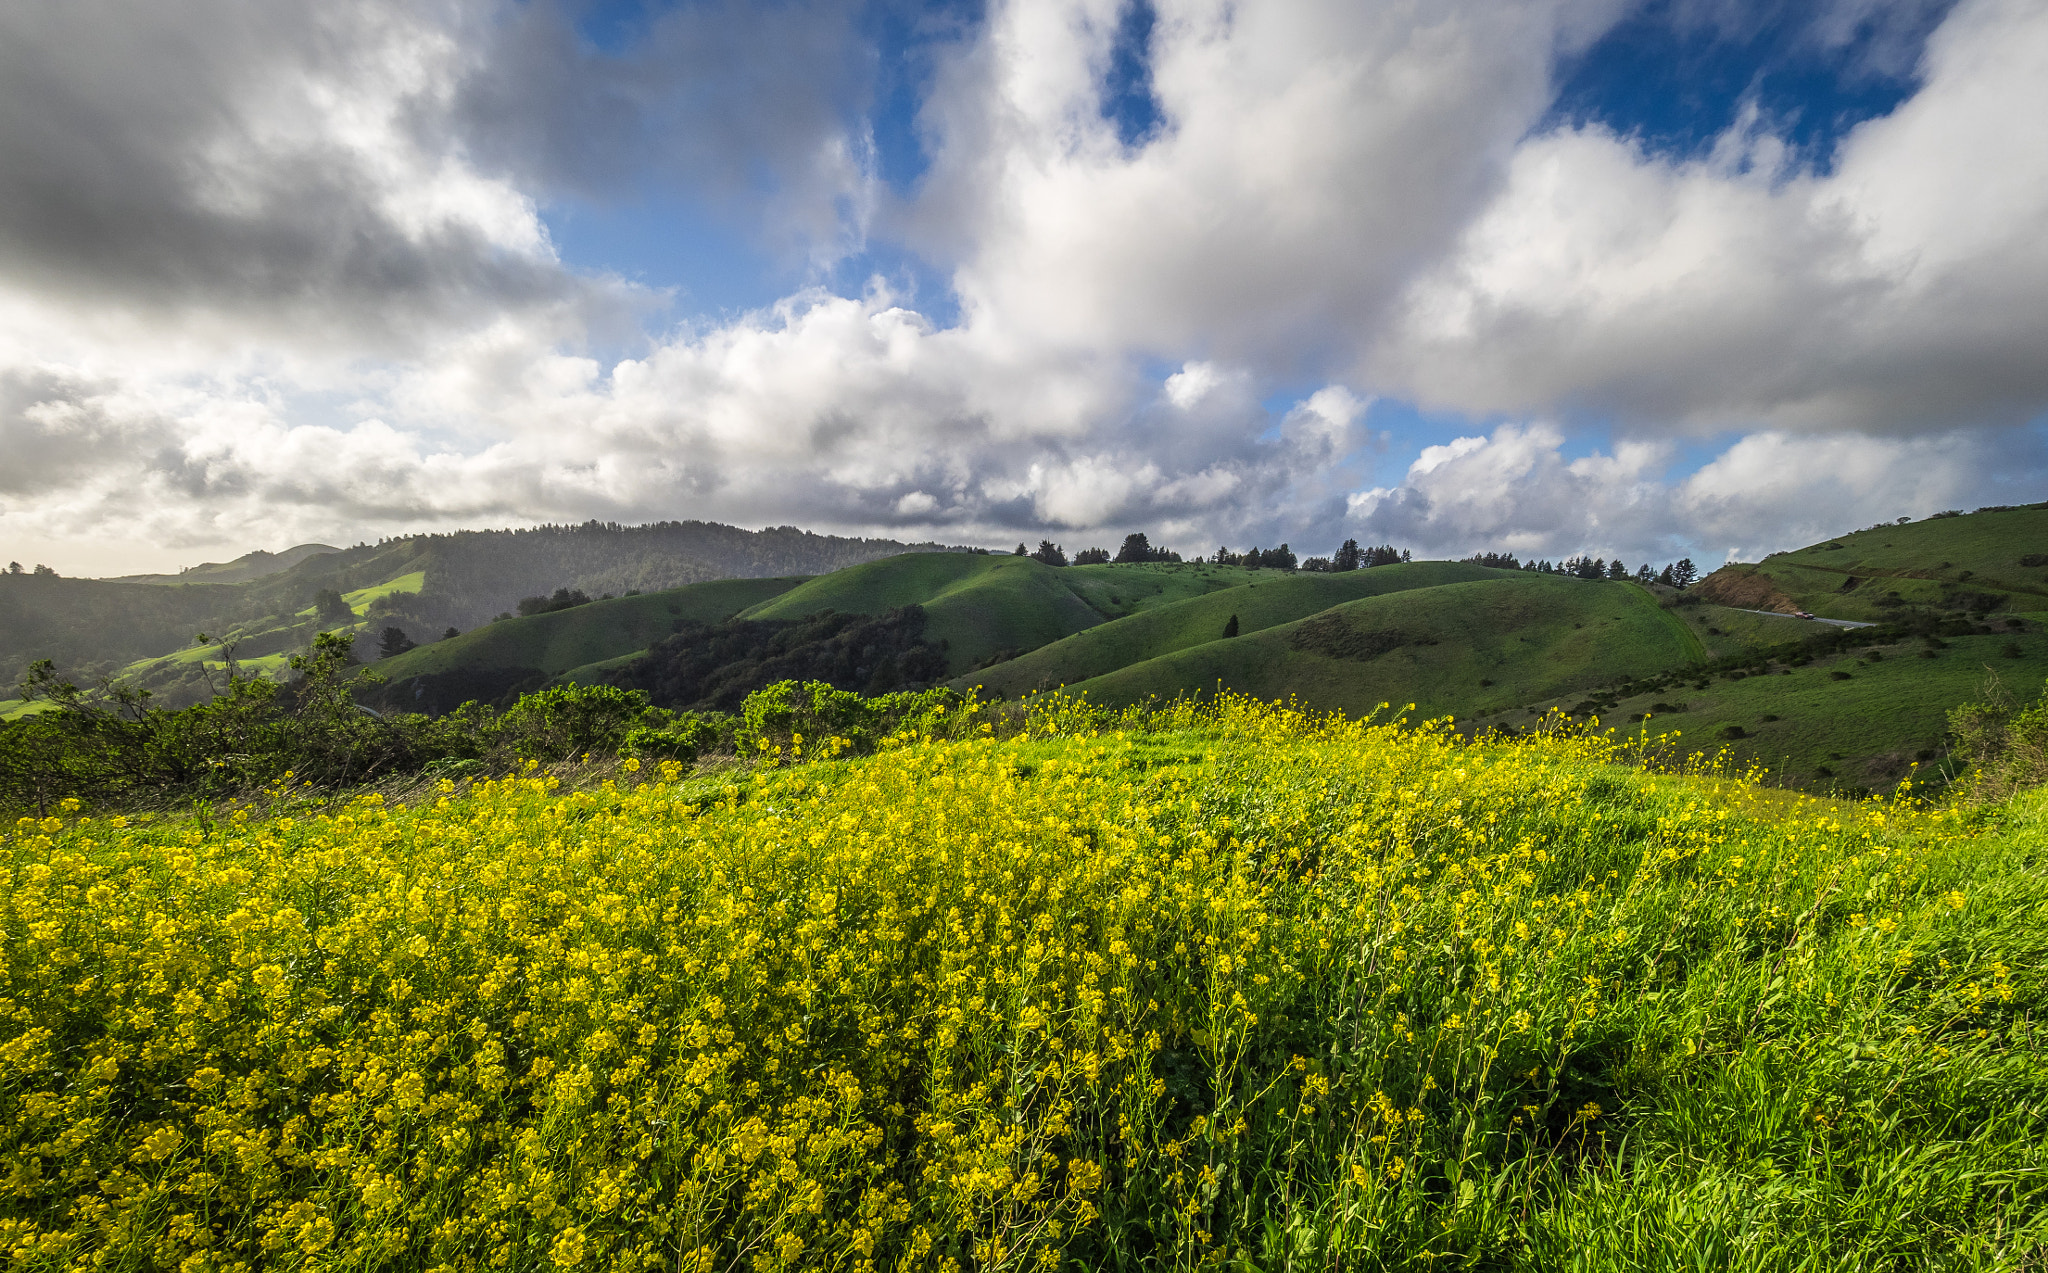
[1516, 628, 2048, 795]
[1713, 505, 2048, 621]
[1063, 573, 1696, 719]
[342, 570, 426, 614]
[0, 697, 53, 721]
[739, 553, 1260, 673]
[956, 561, 1503, 696]
[376, 576, 809, 680]
[1675, 601, 1821, 659]
[8, 694, 2045, 1267]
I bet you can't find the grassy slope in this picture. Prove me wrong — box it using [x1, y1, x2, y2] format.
[1505, 628, 2048, 794]
[1705, 505, 2048, 621]
[377, 576, 809, 680]
[1067, 574, 1695, 719]
[12, 702, 2044, 1266]
[739, 554, 1260, 673]
[957, 561, 1502, 697]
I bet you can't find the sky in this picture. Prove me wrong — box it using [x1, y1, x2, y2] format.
[2, 0, 2045, 577]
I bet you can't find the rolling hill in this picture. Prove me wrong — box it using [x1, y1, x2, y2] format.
[1060, 572, 1698, 719]
[376, 576, 809, 681]
[738, 554, 1263, 673]
[1694, 503, 2048, 621]
[0, 520, 960, 698]
[955, 560, 1503, 697]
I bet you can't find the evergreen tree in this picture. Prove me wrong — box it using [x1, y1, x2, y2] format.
[1014, 543, 1027, 556]
[1606, 559, 1629, 579]
[1672, 557, 1699, 587]
[1333, 539, 1361, 571]
[378, 627, 417, 659]
[1115, 533, 1168, 564]
[1657, 563, 1676, 586]
[1223, 614, 1239, 638]
[1029, 540, 1068, 567]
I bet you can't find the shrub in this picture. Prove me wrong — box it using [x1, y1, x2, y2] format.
[1950, 676, 2048, 801]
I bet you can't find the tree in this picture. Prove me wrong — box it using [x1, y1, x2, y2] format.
[313, 588, 354, 626]
[4, 562, 19, 574]
[1073, 547, 1110, 565]
[1301, 556, 1332, 572]
[1030, 540, 1068, 567]
[1672, 558, 1698, 588]
[518, 587, 591, 616]
[1013, 543, 1028, 556]
[32, 564, 55, 577]
[1657, 563, 1676, 586]
[1261, 543, 1298, 571]
[1115, 533, 1162, 564]
[378, 626, 417, 659]
[1333, 539, 1361, 572]
[1606, 559, 1629, 580]
[1223, 614, 1239, 638]
[1635, 563, 1655, 583]
[442, 627, 461, 640]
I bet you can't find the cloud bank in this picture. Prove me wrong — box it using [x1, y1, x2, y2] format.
[0, 0, 2042, 575]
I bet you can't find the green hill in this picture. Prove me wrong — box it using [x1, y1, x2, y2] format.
[1062, 573, 1695, 719]
[739, 554, 1259, 673]
[108, 543, 341, 586]
[1500, 626, 2048, 797]
[376, 576, 809, 681]
[957, 561, 1501, 697]
[1696, 503, 2048, 621]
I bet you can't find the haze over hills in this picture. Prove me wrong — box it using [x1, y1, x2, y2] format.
[0, 520, 965, 702]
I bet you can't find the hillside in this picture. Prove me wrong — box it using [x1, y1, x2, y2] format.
[0, 521, 955, 695]
[957, 560, 1501, 697]
[9, 693, 2044, 1266]
[376, 577, 807, 681]
[1493, 622, 2048, 796]
[1695, 503, 2048, 621]
[107, 542, 340, 586]
[1064, 572, 1696, 718]
[738, 554, 1260, 673]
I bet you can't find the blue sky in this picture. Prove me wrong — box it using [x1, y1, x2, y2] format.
[0, 0, 2041, 574]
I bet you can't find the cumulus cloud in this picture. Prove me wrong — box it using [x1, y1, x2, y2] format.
[1371, 0, 2048, 435]
[1349, 419, 2046, 564]
[913, 0, 1592, 370]
[2, 0, 2045, 577]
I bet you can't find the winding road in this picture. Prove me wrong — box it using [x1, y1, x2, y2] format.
[1731, 607, 1875, 629]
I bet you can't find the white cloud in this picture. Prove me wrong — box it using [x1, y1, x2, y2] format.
[4, 0, 2047, 578]
[1349, 419, 2044, 564]
[1371, 0, 2048, 435]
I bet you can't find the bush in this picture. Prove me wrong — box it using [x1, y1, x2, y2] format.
[491, 683, 657, 763]
[735, 680, 992, 762]
[1950, 676, 2048, 801]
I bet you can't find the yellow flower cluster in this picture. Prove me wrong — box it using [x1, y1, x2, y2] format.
[0, 695, 1999, 1270]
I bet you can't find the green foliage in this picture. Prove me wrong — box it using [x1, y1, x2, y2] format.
[492, 683, 655, 763]
[734, 679, 993, 760]
[1950, 676, 2048, 802]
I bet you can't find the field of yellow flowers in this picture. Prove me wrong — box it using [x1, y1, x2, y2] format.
[3, 694, 2045, 1271]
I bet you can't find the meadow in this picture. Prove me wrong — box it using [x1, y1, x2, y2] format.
[3, 694, 2045, 1270]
